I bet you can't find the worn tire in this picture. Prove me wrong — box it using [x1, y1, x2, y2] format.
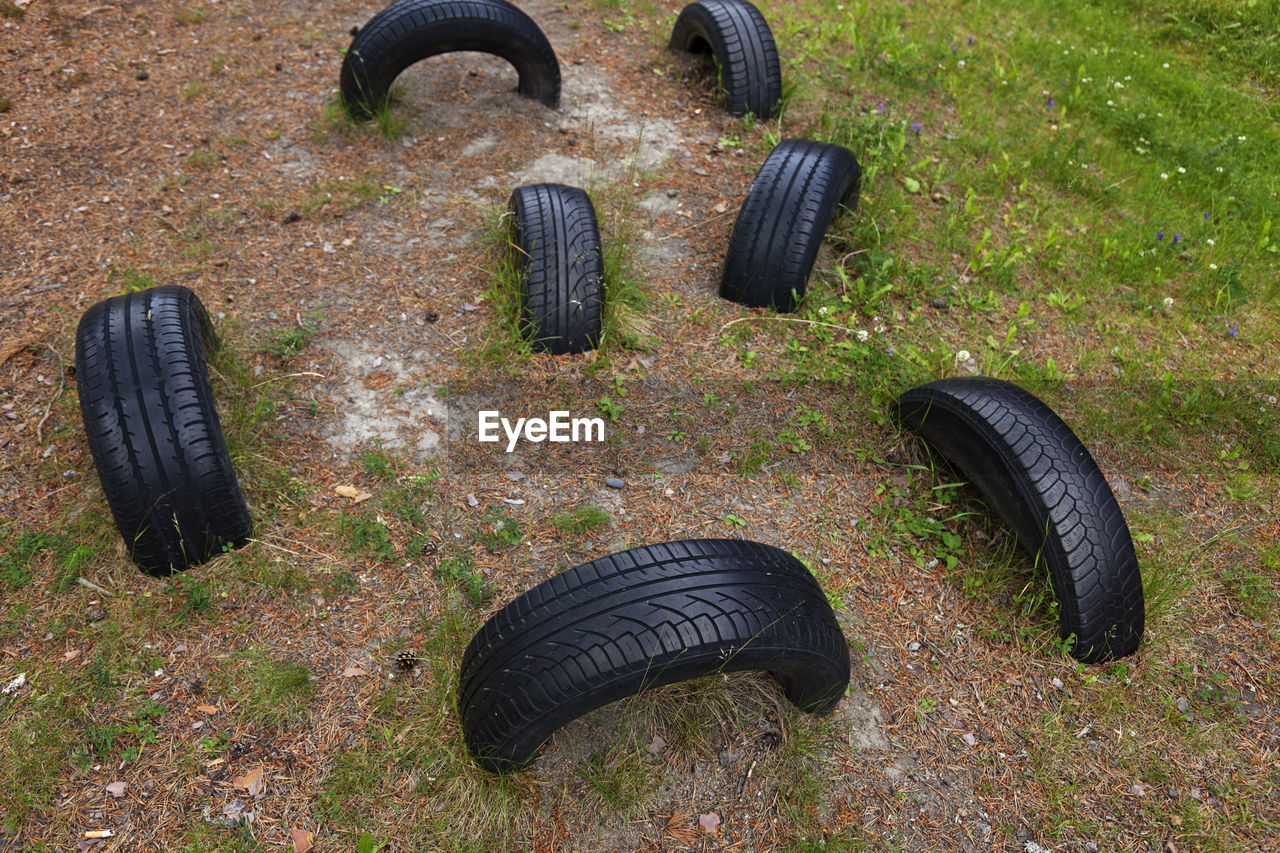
[669, 0, 782, 118]
[891, 377, 1144, 663]
[458, 538, 850, 772]
[340, 0, 561, 121]
[720, 139, 861, 312]
[75, 286, 252, 577]
[509, 183, 605, 354]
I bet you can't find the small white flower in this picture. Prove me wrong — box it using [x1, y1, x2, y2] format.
[1177, 166, 1186, 174]
[1115, 81, 1124, 89]
[1207, 238, 1215, 245]
[1124, 75, 1132, 80]
[818, 306, 828, 315]
[957, 59, 966, 67]
[1216, 166, 1224, 173]
[1107, 99, 1114, 106]
[1160, 173, 1169, 180]
[856, 329, 869, 342]
[1162, 297, 1174, 309]
[1209, 263, 1218, 270]
[1163, 62, 1170, 68]
[955, 349, 971, 362]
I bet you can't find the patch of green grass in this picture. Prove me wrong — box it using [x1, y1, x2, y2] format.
[576, 748, 653, 815]
[182, 81, 211, 102]
[296, 174, 385, 217]
[733, 434, 770, 477]
[316, 603, 535, 847]
[358, 446, 401, 481]
[326, 83, 409, 141]
[475, 510, 522, 551]
[266, 320, 318, 359]
[0, 1, 23, 19]
[224, 651, 313, 726]
[169, 574, 215, 621]
[341, 515, 397, 562]
[186, 148, 219, 170]
[1221, 545, 1279, 622]
[548, 505, 611, 534]
[107, 264, 156, 294]
[175, 4, 205, 25]
[87, 699, 166, 765]
[0, 528, 67, 589]
[434, 552, 491, 606]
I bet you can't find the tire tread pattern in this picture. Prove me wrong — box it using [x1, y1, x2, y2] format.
[891, 377, 1144, 663]
[458, 538, 850, 772]
[340, 0, 560, 120]
[75, 285, 252, 576]
[509, 183, 604, 354]
[720, 139, 861, 312]
[669, 0, 782, 118]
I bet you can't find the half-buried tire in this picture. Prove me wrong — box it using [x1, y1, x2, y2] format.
[508, 183, 604, 354]
[891, 377, 1144, 663]
[458, 538, 851, 772]
[669, 0, 782, 119]
[75, 285, 252, 576]
[340, 0, 561, 121]
[720, 139, 861, 312]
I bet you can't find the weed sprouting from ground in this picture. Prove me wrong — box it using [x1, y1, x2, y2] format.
[221, 651, 314, 726]
[548, 505, 611, 534]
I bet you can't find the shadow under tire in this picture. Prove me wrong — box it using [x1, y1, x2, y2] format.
[720, 139, 861, 312]
[340, 0, 561, 121]
[891, 377, 1144, 663]
[75, 285, 252, 576]
[669, 0, 782, 118]
[458, 538, 851, 773]
[509, 183, 605, 354]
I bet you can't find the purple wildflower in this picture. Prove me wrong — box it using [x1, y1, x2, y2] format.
[1204, 213, 1210, 220]
[1228, 323, 1238, 337]
[1172, 233, 1180, 246]
[1157, 231, 1163, 241]
[968, 37, 975, 45]
[1048, 98, 1054, 107]
[911, 122, 922, 137]
[951, 44, 957, 55]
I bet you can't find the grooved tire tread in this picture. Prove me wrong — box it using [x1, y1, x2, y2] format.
[458, 538, 850, 772]
[891, 377, 1144, 663]
[340, 0, 560, 120]
[669, 0, 782, 118]
[75, 285, 252, 576]
[509, 183, 604, 354]
[720, 139, 861, 312]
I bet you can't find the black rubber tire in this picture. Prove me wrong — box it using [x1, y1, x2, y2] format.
[891, 377, 1145, 663]
[458, 538, 850, 772]
[720, 139, 861, 312]
[75, 286, 252, 577]
[508, 183, 605, 354]
[340, 0, 561, 121]
[669, 0, 782, 118]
